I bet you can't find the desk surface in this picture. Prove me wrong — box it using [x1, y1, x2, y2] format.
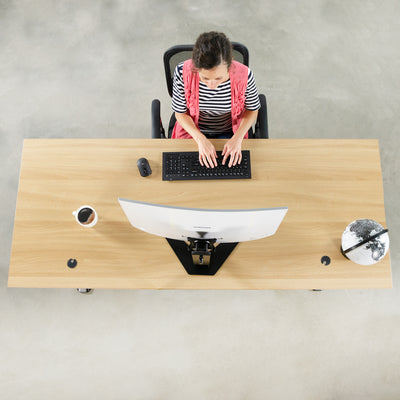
[8, 139, 391, 289]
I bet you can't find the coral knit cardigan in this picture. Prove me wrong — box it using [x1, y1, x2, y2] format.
[171, 59, 249, 139]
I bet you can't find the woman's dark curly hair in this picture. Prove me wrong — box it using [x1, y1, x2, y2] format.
[192, 32, 233, 70]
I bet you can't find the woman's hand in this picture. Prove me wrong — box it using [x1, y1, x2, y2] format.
[222, 136, 243, 167]
[196, 135, 218, 168]
[174, 112, 218, 168]
[221, 109, 258, 167]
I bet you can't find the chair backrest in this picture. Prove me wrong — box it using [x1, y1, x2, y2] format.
[163, 42, 249, 97]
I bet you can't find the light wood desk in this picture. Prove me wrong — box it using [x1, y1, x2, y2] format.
[8, 139, 391, 289]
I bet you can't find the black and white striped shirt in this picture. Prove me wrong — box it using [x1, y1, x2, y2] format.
[172, 62, 260, 135]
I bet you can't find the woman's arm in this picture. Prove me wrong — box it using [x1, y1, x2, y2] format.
[175, 112, 218, 168]
[222, 109, 259, 167]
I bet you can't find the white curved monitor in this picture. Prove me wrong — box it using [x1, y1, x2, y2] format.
[118, 198, 288, 243]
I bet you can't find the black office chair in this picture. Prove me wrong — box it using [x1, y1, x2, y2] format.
[151, 43, 268, 139]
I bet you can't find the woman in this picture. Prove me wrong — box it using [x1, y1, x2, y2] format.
[171, 31, 260, 168]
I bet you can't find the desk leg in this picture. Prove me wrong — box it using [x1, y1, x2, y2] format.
[77, 288, 93, 294]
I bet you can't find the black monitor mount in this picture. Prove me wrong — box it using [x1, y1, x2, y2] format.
[166, 238, 238, 275]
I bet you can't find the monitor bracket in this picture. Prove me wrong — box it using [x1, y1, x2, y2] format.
[166, 238, 238, 275]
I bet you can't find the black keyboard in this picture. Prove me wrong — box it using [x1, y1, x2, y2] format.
[162, 150, 251, 181]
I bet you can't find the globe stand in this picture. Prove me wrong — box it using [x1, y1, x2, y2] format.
[340, 246, 350, 260]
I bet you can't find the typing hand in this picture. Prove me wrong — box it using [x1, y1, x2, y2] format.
[197, 136, 218, 168]
[222, 136, 243, 167]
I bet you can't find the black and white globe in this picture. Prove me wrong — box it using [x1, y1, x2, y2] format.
[341, 219, 389, 265]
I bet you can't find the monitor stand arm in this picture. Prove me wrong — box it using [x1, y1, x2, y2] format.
[166, 238, 238, 275]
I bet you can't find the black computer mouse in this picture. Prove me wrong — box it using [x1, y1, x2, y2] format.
[137, 157, 152, 177]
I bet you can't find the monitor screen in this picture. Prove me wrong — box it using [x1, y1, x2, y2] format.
[118, 198, 288, 243]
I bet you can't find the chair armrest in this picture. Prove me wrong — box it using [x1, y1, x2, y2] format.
[151, 99, 166, 138]
[254, 94, 268, 139]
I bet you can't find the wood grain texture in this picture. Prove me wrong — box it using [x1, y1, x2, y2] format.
[8, 139, 391, 289]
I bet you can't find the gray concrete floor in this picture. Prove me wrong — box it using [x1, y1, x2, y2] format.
[1, 1, 399, 399]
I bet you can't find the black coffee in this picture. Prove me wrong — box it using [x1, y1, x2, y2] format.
[78, 208, 93, 223]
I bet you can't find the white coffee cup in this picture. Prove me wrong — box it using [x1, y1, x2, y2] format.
[72, 205, 98, 228]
